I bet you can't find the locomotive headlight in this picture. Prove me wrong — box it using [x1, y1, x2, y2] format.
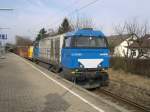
[98, 61, 103, 68]
[80, 63, 84, 68]
[98, 64, 101, 67]
[98, 64, 101, 68]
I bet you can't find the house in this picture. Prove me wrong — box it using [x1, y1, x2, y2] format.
[107, 34, 138, 58]
[107, 34, 129, 55]
[128, 34, 150, 59]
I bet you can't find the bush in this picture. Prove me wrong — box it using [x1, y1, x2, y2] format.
[110, 57, 150, 77]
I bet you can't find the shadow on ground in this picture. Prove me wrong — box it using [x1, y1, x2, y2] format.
[42, 93, 70, 112]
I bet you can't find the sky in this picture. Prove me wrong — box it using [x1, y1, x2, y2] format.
[0, 0, 150, 43]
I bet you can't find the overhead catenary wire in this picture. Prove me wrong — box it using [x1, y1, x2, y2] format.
[29, 0, 82, 31]
[0, 8, 13, 11]
[68, 0, 99, 15]
[29, 0, 101, 37]
[47, 0, 100, 28]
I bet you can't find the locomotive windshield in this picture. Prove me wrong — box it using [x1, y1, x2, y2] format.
[64, 36, 108, 48]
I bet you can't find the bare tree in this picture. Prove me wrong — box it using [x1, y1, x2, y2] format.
[113, 24, 126, 36]
[114, 19, 149, 37]
[125, 19, 149, 37]
[113, 19, 149, 58]
[70, 15, 95, 30]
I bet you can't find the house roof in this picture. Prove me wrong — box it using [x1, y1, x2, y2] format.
[129, 34, 150, 48]
[107, 34, 134, 46]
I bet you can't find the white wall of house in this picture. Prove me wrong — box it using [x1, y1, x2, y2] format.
[114, 35, 139, 58]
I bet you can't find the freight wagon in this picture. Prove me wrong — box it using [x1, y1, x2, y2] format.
[15, 46, 34, 60]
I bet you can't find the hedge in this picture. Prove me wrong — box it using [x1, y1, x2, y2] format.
[110, 57, 150, 77]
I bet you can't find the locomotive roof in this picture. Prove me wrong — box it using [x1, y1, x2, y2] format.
[66, 29, 105, 37]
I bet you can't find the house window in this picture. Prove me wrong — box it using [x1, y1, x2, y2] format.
[132, 49, 136, 56]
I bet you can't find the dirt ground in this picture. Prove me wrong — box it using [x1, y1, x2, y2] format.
[106, 68, 150, 108]
[108, 69, 150, 91]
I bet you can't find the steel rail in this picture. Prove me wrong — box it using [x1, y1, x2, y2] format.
[98, 88, 150, 112]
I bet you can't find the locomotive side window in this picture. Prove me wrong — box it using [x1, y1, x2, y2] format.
[64, 37, 72, 47]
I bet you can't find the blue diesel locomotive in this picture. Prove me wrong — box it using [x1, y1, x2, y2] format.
[33, 28, 110, 89]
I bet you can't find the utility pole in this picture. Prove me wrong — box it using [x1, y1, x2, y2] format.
[0, 28, 9, 57]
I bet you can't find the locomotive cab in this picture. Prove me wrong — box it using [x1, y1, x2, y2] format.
[61, 29, 110, 88]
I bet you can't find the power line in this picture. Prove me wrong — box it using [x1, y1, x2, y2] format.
[59, 0, 80, 13]
[0, 8, 14, 11]
[0, 28, 10, 29]
[30, 0, 81, 31]
[30, 0, 100, 36]
[68, 0, 99, 15]
[48, 0, 100, 28]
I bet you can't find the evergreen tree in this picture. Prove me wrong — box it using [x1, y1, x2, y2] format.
[58, 18, 72, 34]
[36, 28, 47, 41]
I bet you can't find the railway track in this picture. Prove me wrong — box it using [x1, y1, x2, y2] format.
[110, 79, 150, 93]
[96, 88, 150, 112]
